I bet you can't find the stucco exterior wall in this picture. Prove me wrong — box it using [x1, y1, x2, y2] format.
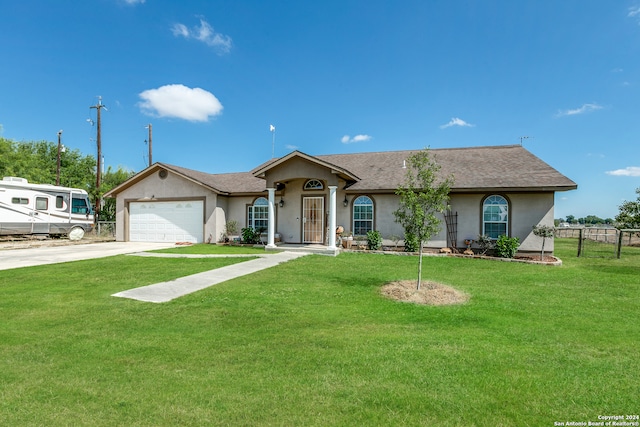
[510, 192, 555, 252]
[450, 192, 555, 252]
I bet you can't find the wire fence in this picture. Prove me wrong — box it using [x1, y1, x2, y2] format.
[555, 227, 640, 258]
[94, 221, 116, 238]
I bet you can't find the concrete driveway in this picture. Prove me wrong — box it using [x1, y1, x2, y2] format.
[0, 242, 177, 271]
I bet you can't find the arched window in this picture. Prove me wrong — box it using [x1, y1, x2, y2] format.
[483, 195, 509, 239]
[353, 195, 374, 235]
[248, 197, 269, 231]
[303, 179, 324, 190]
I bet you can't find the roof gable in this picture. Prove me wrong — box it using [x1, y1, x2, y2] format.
[252, 150, 360, 182]
[104, 162, 266, 198]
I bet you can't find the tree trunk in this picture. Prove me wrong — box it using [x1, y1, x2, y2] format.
[417, 243, 424, 290]
[541, 238, 545, 261]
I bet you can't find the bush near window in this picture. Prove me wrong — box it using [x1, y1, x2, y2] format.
[366, 230, 382, 250]
[241, 227, 261, 244]
[495, 235, 520, 258]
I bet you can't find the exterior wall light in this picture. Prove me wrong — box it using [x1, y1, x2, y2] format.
[279, 198, 285, 208]
[343, 196, 349, 207]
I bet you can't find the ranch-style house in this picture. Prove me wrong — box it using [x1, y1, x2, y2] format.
[104, 144, 577, 254]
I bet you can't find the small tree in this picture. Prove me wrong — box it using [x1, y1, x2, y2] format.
[532, 224, 555, 260]
[615, 188, 640, 229]
[393, 149, 453, 290]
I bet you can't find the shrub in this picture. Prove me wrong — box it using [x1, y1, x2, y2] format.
[495, 235, 520, 258]
[367, 230, 383, 250]
[241, 227, 260, 244]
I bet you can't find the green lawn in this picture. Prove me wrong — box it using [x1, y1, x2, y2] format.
[152, 243, 278, 255]
[0, 239, 638, 426]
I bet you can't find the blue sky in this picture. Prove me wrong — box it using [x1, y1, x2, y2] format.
[1, 1, 640, 220]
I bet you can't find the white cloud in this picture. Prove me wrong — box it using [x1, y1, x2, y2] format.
[285, 144, 298, 150]
[138, 84, 223, 122]
[440, 117, 475, 129]
[555, 103, 603, 117]
[606, 166, 640, 177]
[629, 6, 640, 22]
[171, 18, 232, 54]
[123, 0, 145, 4]
[341, 134, 372, 144]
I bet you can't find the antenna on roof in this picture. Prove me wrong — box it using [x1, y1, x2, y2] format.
[519, 136, 534, 146]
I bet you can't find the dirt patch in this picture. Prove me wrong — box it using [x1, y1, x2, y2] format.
[0, 235, 115, 250]
[380, 280, 469, 306]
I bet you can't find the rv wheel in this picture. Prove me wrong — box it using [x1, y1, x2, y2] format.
[68, 227, 85, 241]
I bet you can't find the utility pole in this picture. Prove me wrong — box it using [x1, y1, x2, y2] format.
[56, 130, 63, 185]
[145, 123, 153, 167]
[90, 96, 106, 221]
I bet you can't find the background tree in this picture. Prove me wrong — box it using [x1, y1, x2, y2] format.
[0, 137, 133, 222]
[393, 149, 453, 290]
[100, 166, 135, 221]
[615, 187, 640, 229]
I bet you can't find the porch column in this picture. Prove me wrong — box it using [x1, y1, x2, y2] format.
[328, 185, 337, 247]
[266, 187, 276, 248]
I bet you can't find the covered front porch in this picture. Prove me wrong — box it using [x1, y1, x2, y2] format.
[252, 150, 360, 251]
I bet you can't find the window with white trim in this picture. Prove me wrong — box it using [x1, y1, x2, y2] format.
[303, 179, 324, 190]
[483, 195, 509, 239]
[248, 197, 269, 232]
[353, 195, 374, 235]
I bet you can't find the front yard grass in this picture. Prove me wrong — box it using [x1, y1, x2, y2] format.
[0, 239, 638, 426]
[152, 243, 279, 255]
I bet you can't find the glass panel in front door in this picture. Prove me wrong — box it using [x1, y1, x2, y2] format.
[303, 197, 324, 243]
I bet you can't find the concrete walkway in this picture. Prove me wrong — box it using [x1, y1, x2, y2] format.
[112, 251, 309, 303]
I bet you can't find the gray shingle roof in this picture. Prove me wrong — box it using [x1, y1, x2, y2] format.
[161, 164, 266, 194]
[106, 145, 576, 197]
[315, 145, 577, 192]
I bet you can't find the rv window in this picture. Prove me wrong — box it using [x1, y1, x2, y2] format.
[36, 197, 48, 210]
[11, 197, 29, 205]
[56, 196, 64, 209]
[72, 197, 89, 214]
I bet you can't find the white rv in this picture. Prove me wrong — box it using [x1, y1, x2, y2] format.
[0, 176, 94, 240]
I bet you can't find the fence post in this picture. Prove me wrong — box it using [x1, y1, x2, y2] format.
[617, 230, 623, 259]
[577, 228, 583, 257]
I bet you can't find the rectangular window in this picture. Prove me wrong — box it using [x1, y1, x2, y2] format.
[72, 197, 89, 214]
[353, 205, 373, 235]
[251, 206, 269, 231]
[484, 223, 507, 239]
[56, 196, 64, 209]
[248, 205, 269, 232]
[36, 197, 48, 210]
[11, 197, 29, 205]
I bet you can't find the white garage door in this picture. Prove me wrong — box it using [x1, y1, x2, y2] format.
[129, 201, 203, 243]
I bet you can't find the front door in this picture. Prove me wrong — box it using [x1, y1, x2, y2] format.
[303, 197, 324, 243]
